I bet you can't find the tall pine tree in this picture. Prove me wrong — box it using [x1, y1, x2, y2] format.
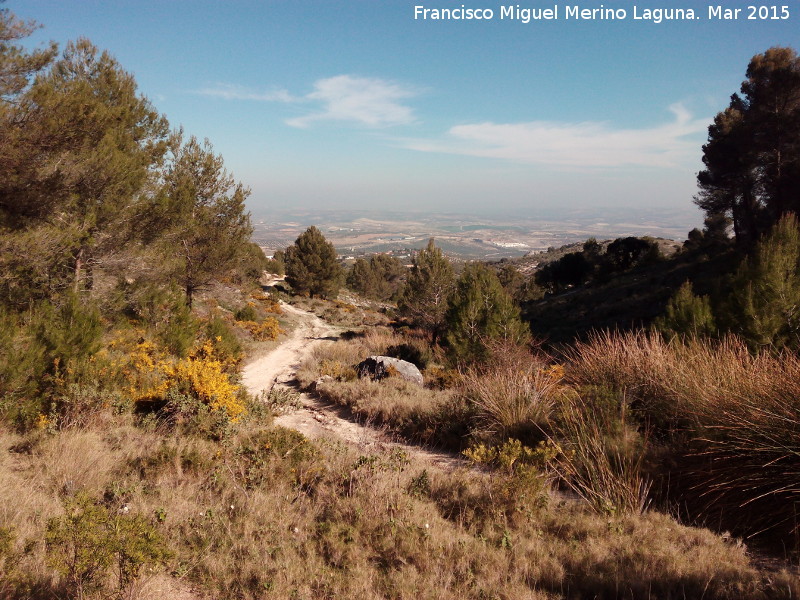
[445, 263, 529, 363]
[398, 239, 455, 341]
[159, 135, 253, 307]
[284, 226, 343, 299]
[696, 47, 800, 245]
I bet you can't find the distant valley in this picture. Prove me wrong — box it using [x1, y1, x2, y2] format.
[251, 206, 701, 260]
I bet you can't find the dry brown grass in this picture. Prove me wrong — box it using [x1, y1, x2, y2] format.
[288, 295, 392, 329]
[295, 326, 398, 388]
[459, 343, 561, 443]
[296, 329, 472, 448]
[548, 391, 651, 516]
[567, 330, 800, 538]
[2, 409, 788, 600]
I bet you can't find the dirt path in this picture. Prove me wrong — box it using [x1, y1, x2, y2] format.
[241, 302, 464, 471]
[241, 302, 333, 395]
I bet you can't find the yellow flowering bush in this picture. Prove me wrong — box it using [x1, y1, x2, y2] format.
[333, 300, 357, 313]
[251, 295, 284, 315]
[238, 317, 283, 341]
[117, 334, 171, 403]
[164, 351, 245, 421]
[116, 335, 245, 422]
[463, 438, 557, 474]
[544, 364, 565, 382]
[34, 413, 52, 431]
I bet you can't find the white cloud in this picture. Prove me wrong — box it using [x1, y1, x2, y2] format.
[197, 76, 417, 129]
[401, 104, 708, 169]
[286, 75, 416, 128]
[197, 83, 296, 103]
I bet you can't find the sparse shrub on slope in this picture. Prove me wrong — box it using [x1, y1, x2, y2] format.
[45, 492, 171, 599]
[233, 303, 258, 322]
[0, 410, 794, 600]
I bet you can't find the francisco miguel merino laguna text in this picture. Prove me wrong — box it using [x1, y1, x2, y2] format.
[413, 4, 703, 23]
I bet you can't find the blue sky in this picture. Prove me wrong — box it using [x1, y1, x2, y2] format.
[14, 1, 799, 222]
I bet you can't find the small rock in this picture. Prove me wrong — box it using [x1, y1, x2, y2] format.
[311, 375, 334, 390]
[356, 356, 423, 386]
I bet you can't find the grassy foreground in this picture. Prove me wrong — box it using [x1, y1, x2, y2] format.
[1, 409, 795, 600]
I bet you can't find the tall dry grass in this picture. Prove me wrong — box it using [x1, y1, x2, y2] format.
[459, 343, 560, 443]
[567, 330, 800, 537]
[548, 391, 651, 515]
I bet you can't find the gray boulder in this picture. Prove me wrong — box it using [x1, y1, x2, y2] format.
[356, 356, 423, 386]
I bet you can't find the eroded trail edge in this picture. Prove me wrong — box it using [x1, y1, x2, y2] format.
[241, 302, 463, 471]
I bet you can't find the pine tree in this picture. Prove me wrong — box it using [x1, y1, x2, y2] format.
[160, 135, 253, 307]
[0, 8, 56, 100]
[398, 239, 455, 341]
[654, 281, 716, 339]
[284, 227, 343, 299]
[445, 263, 529, 363]
[0, 37, 169, 292]
[696, 47, 800, 245]
[347, 254, 404, 301]
[728, 214, 800, 350]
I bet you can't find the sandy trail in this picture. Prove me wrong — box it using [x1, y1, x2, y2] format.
[241, 302, 333, 395]
[241, 302, 463, 471]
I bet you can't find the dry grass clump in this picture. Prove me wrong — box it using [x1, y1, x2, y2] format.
[460, 342, 563, 443]
[0, 413, 795, 600]
[315, 376, 467, 446]
[297, 327, 477, 449]
[538, 507, 770, 600]
[567, 330, 800, 539]
[548, 389, 651, 516]
[303, 327, 800, 544]
[295, 327, 398, 388]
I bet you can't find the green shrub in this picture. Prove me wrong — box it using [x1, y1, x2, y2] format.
[35, 294, 103, 373]
[234, 303, 258, 322]
[445, 263, 529, 364]
[0, 308, 47, 422]
[654, 280, 716, 339]
[727, 213, 800, 350]
[45, 493, 171, 599]
[233, 427, 319, 490]
[204, 314, 243, 369]
[158, 299, 198, 358]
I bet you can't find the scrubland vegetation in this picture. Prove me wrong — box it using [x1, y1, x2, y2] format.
[7, 407, 795, 600]
[2, 6, 800, 598]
